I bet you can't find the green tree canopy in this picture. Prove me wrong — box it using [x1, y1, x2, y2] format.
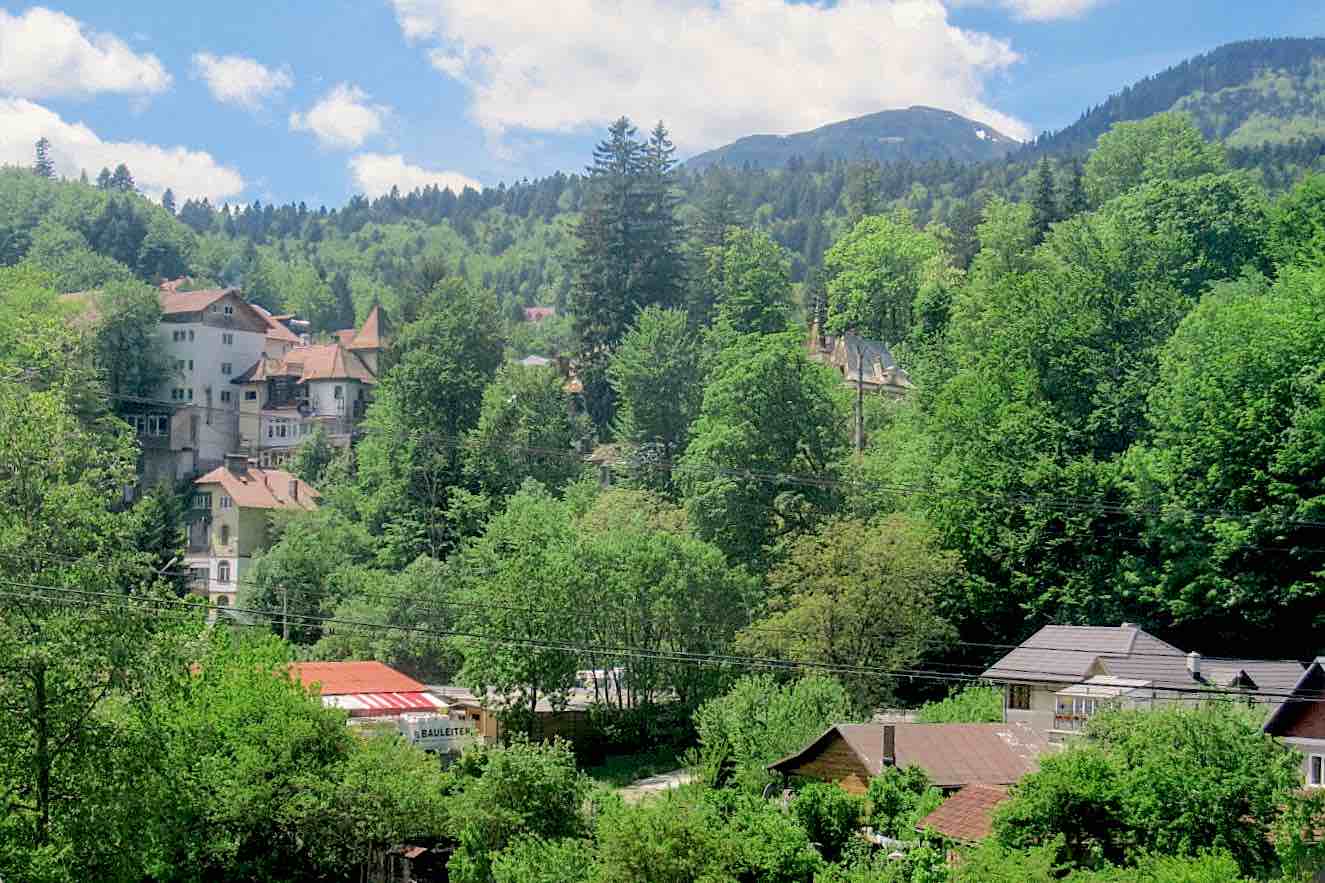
[1083, 113, 1227, 205]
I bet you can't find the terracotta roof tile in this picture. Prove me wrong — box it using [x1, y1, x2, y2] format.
[290, 661, 427, 696]
[917, 784, 1010, 842]
[297, 343, 376, 383]
[194, 464, 320, 510]
[348, 305, 386, 350]
[251, 303, 302, 345]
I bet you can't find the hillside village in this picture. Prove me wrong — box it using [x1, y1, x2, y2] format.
[6, 13, 1325, 883]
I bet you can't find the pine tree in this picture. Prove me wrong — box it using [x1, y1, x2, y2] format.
[32, 138, 54, 178]
[110, 164, 135, 192]
[572, 117, 646, 430]
[1063, 158, 1088, 217]
[79, 170, 89, 186]
[95, 167, 113, 190]
[845, 161, 882, 222]
[161, 188, 176, 215]
[1030, 158, 1058, 242]
[639, 122, 684, 311]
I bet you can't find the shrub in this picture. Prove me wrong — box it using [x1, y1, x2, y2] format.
[791, 783, 863, 862]
[914, 685, 1002, 723]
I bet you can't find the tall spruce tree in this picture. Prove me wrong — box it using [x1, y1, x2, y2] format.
[32, 138, 54, 178]
[95, 167, 112, 190]
[572, 117, 683, 430]
[1029, 158, 1058, 242]
[1063, 158, 1089, 217]
[161, 188, 177, 215]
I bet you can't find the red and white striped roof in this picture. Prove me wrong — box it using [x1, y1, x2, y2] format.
[323, 691, 448, 717]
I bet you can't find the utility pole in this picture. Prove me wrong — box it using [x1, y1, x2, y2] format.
[281, 584, 289, 642]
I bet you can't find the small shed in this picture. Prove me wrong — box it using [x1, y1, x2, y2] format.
[767, 722, 1050, 795]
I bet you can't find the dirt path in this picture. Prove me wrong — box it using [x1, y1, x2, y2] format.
[617, 769, 694, 803]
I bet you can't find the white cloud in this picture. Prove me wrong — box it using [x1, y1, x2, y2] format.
[289, 83, 389, 149]
[387, 0, 1030, 150]
[349, 152, 480, 197]
[0, 7, 170, 99]
[952, 0, 1110, 21]
[0, 98, 244, 201]
[193, 52, 292, 109]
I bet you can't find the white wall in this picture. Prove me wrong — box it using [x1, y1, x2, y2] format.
[1004, 684, 1068, 734]
[158, 321, 266, 461]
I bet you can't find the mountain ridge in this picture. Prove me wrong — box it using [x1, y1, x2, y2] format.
[684, 106, 1021, 170]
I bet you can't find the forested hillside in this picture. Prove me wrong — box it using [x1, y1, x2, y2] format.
[1031, 37, 1325, 154]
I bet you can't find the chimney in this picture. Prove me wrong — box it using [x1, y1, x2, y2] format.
[882, 725, 896, 768]
[224, 453, 247, 477]
[1187, 651, 1201, 678]
[1121, 622, 1136, 629]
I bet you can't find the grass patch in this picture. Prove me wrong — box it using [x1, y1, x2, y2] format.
[585, 744, 686, 788]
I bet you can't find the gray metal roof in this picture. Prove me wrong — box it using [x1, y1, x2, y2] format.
[981, 625, 1182, 683]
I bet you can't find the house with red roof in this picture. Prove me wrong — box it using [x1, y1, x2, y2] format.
[184, 454, 319, 608]
[290, 661, 476, 754]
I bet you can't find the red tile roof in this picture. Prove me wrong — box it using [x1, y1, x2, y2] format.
[297, 342, 376, 383]
[916, 784, 1010, 842]
[523, 306, 557, 322]
[194, 464, 320, 510]
[159, 288, 236, 315]
[251, 302, 302, 345]
[768, 723, 1050, 790]
[290, 661, 427, 696]
[348, 305, 386, 350]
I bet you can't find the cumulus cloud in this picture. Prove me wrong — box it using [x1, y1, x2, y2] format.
[0, 98, 244, 201]
[349, 153, 480, 197]
[193, 52, 293, 109]
[0, 7, 170, 99]
[952, 0, 1111, 21]
[387, 0, 1029, 149]
[289, 83, 389, 149]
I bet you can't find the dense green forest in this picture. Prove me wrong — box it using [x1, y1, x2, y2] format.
[7, 39, 1325, 878]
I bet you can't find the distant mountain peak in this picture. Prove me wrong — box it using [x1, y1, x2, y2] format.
[685, 106, 1020, 170]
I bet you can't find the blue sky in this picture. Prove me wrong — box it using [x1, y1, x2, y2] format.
[0, 1, 1320, 207]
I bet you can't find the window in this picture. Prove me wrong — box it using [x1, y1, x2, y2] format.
[217, 561, 231, 583]
[267, 423, 274, 439]
[132, 414, 169, 437]
[220, 524, 230, 545]
[220, 390, 232, 403]
[188, 330, 195, 341]
[192, 492, 212, 510]
[189, 567, 208, 587]
[188, 359, 194, 371]
[222, 332, 234, 345]
[220, 494, 232, 510]
[1311, 755, 1324, 788]
[1054, 696, 1101, 732]
[334, 385, 344, 399]
[186, 388, 194, 401]
[174, 359, 185, 371]
[245, 390, 258, 401]
[223, 305, 234, 316]
[221, 362, 233, 376]
[216, 594, 231, 607]
[1008, 684, 1032, 711]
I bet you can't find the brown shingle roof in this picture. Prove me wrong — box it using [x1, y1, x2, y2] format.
[916, 784, 1010, 842]
[194, 464, 320, 511]
[769, 723, 1050, 790]
[291, 661, 427, 696]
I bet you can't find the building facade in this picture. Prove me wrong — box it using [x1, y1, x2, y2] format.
[233, 305, 385, 467]
[185, 453, 319, 608]
[1263, 660, 1325, 789]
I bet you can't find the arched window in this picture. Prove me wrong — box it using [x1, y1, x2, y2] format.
[217, 561, 230, 583]
[216, 594, 231, 607]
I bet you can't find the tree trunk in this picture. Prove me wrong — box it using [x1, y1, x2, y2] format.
[33, 660, 51, 847]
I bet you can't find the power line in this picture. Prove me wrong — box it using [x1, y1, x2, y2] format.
[3, 576, 1322, 706]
